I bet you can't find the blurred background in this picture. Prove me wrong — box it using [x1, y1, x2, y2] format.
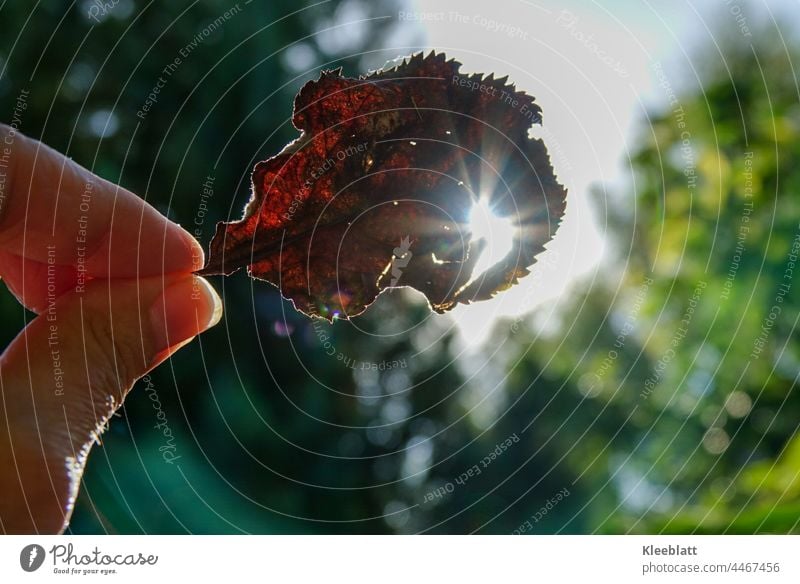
[1, 0, 799, 533]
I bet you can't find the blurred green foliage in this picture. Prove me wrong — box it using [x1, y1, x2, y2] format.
[529, 24, 800, 534]
[1, 1, 798, 533]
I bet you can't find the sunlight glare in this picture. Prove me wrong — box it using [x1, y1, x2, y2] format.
[468, 199, 515, 279]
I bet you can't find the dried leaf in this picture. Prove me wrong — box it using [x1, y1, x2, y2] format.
[198, 51, 567, 320]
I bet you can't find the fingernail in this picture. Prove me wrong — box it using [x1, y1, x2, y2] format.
[149, 276, 222, 353]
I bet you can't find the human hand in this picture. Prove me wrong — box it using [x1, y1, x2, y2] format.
[0, 124, 222, 533]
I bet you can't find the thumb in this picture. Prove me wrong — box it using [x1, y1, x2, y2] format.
[0, 274, 222, 534]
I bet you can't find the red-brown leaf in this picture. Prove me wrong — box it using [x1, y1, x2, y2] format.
[198, 51, 567, 320]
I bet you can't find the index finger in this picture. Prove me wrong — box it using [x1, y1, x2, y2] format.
[0, 124, 203, 278]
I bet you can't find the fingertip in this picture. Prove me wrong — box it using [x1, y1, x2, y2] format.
[144, 215, 205, 275]
[168, 219, 205, 274]
[83, 194, 206, 278]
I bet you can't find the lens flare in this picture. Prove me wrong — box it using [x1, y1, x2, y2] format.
[468, 199, 514, 278]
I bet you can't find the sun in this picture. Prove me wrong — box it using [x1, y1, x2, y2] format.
[468, 199, 515, 278]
